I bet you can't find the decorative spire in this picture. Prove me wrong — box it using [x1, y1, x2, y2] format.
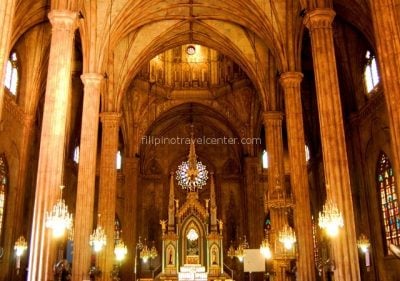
[210, 172, 217, 231]
[168, 172, 175, 230]
[210, 172, 216, 208]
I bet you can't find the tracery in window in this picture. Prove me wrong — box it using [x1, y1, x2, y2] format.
[364, 51, 380, 93]
[0, 154, 8, 241]
[4, 52, 19, 95]
[377, 152, 400, 254]
[262, 150, 269, 169]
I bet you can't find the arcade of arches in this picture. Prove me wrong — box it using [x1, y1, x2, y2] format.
[0, 0, 400, 281]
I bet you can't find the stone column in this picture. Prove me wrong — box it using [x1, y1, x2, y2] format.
[263, 112, 293, 281]
[121, 156, 139, 281]
[27, 10, 77, 281]
[0, 0, 16, 121]
[280, 72, 315, 281]
[370, 0, 400, 194]
[243, 157, 263, 247]
[72, 73, 103, 280]
[97, 112, 121, 281]
[304, 8, 360, 281]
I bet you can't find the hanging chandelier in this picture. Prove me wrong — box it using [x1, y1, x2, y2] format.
[90, 225, 107, 253]
[260, 239, 272, 259]
[176, 132, 208, 191]
[260, 230, 272, 259]
[278, 224, 297, 250]
[318, 199, 344, 237]
[140, 239, 158, 263]
[45, 185, 73, 238]
[114, 239, 128, 261]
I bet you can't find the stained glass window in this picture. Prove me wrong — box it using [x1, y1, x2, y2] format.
[4, 52, 19, 95]
[0, 154, 8, 241]
[377, 152, 400, 254]
[364, 51, 380, 93]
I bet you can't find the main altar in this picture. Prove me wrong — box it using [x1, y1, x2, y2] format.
[158, 133, 227, 281]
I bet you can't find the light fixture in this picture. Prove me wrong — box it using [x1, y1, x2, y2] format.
[186, 228, 199, 241]
[176, 130, 208, 191]
[45, 185, 73, 238]
[90, 215, 107, 252]
[278, 224, 297, 250]
[260, 230, 272, 259]
[14, 236, 28, 257]
[114, 239, 128, 261]
[357, 234, 371, 267]
[140, 239, 158, 263]
[227, 243, 236, 258]
[318, 199, 344, 237]
[235, 244, 245, 262]
[150, 241, 158, 259]
[14, 236, 27, 273]
[357, 234, 370, 254]
[234, 236, 249, 262]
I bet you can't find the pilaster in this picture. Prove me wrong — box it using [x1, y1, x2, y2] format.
[28, 9, 77, 281]
[304, 8, 360, 281]
[97, 112, 121, 281]
[72, 73, 103, 281]
[280, 72, 315, 281]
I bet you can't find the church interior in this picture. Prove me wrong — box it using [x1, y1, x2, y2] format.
[0, 0, 400, 281]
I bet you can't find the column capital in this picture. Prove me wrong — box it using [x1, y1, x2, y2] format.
[304, 8, 336, 30]
[279, 72, 303, 88]
[48, 10, 78, 31]
[81, 73, 104, 86]
[263, 111, 284, 125]
[100, 112, 121, 126]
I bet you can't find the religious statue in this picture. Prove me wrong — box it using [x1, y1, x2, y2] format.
[168, 247, 174, 265]
[212, 248, 218, 265]
[160, 220, 167, 234]
[217, 219, 223, 234]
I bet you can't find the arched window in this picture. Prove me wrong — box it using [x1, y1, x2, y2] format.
[0, 154, 8, 241]
[376, 152, 400, 253]
[364, 51, 380, 93]
[305, 145, 311, 162]
[262, 149, 269, 169]
[4, 52, 19, 96]
[116, 150, 122, 170]
[73, 146, 79, 164]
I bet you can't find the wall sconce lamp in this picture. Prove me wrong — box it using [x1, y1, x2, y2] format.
[14, 236, 28, 274]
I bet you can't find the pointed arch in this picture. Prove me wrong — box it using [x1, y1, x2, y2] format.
[376, 151, 400, 254]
